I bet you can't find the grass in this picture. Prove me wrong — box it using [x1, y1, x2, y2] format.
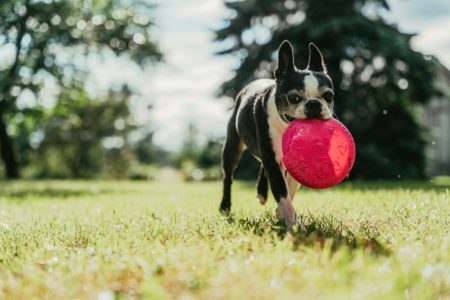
[0, 179, 449, 300]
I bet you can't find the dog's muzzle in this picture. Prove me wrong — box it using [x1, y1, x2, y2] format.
[305, 99, 322, 119]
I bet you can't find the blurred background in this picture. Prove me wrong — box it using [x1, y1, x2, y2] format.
[0, 0, 449, 181]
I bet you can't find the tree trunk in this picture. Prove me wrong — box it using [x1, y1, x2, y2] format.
[0, 1, 29, 179]
[0, 115, 19, 178]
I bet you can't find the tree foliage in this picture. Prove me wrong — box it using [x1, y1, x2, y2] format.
[26, 86, 136, 178]
[215, 0, 439, 179]
[134, 132, 170, 166]
[0, 0, 161, 178]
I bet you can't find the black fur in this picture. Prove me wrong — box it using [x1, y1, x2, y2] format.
[256, 165, 268, 202]
[219, 95, 243, 213]
[307, 42, 327, 73]
[254, 89, 290, 200]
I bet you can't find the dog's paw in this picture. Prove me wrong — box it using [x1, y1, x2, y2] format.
[257, 194, 267, 205]
[295, 221, 307, 234]
[275, 207, 283, 220]
[219, 205, 231, 216]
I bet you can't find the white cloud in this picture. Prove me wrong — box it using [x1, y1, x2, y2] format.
[411, 18, 450, 67]
[144, 0, 235, 149]
[384, 0, 450, 32]
[152, 96, 231, 149]
[86, 50, 147, 96]
[384, 0, 450, 68]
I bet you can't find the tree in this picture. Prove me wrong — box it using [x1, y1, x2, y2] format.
[215, 0, 439, 179]
[28, 85, 136, 178]
[173, 124, 201, 168]
[197, 138, 222, 169]
[0, 0, 161, 178]
[134, 132, 170, 166]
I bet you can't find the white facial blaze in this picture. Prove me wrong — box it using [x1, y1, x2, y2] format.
[303, 74, 319, 98]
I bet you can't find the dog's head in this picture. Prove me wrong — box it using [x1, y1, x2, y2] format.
[274, 40, 334, 123]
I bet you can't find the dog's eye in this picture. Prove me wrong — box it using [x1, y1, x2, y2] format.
[323, 91, 334, 102]
[287, 95, 302, 103]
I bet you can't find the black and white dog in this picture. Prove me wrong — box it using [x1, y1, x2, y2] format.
[220, 40, 335, 231]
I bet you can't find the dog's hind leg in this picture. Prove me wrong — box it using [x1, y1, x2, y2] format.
[219, 113, 243, 214]
[256, 165, 268, 205]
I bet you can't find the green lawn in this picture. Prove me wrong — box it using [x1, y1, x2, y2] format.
[0, 180, 449, 299]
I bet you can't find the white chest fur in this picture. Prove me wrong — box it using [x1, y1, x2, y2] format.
[266, 91, 288, 165]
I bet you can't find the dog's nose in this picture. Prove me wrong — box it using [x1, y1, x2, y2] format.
[305, 99, 322, 118]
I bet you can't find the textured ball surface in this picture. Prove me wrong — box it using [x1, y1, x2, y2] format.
[282, 118, 356, 189]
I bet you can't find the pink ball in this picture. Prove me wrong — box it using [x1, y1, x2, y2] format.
[282, 118, 356, 189]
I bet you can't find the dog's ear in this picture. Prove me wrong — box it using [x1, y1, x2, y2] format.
[307, 43, 327, 73]
[274, 40, 295, 78]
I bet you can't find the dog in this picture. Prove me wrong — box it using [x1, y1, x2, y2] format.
[219, 40, 335, 231]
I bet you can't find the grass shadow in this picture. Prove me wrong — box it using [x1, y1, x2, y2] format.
[227, 212, 389, 256]
[0, 188, 100, 200]
[292, 214, 389, 255]
[238, 179, 450, 192]
[335, 179, 450, 192]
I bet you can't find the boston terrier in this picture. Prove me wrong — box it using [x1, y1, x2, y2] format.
[219, 40, 335, 231]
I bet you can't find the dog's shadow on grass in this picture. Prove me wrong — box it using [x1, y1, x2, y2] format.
[226, 213, 389, 255]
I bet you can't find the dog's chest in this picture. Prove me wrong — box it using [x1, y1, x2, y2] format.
[266, 92, 288, 165]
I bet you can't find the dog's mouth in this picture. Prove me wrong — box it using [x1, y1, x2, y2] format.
[283, 114, 305, 123]
[284, 112, 333, 122]
[284, 114, 296, 123]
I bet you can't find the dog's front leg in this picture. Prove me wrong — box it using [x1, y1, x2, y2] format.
[261, 158, 297, 231]
[255, 98, 297, 231]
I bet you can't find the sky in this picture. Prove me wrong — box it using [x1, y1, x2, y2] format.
[90, 0, 450, 150]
